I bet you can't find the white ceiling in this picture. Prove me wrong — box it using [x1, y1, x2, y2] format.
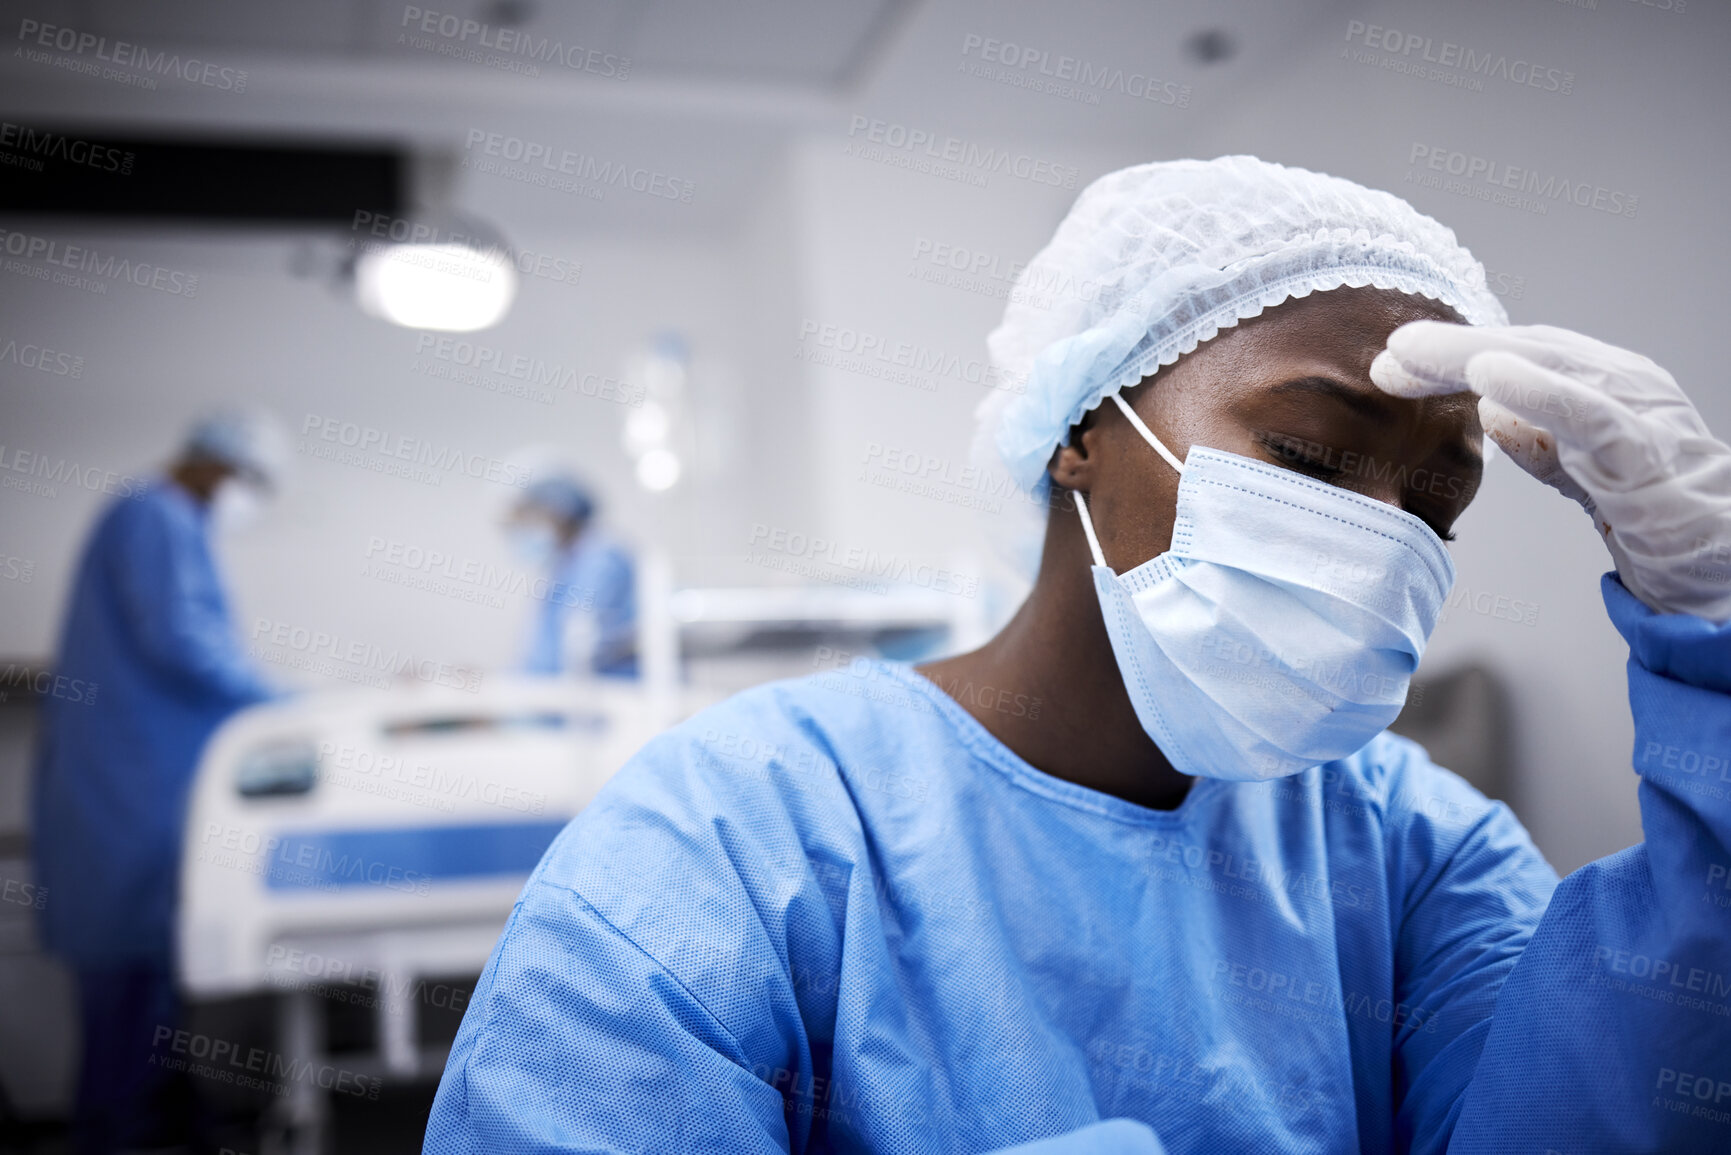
[0, 0, 1357, 233]
[1, 0, 916, 115]
[33, 0, 903, 86]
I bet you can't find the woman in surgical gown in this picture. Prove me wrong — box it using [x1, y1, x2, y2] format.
[423, 158, 1731, 1153]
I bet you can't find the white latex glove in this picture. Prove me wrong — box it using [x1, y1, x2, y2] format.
[987, 1119, 1167, 1155]
[1370, 322, 1731, 621]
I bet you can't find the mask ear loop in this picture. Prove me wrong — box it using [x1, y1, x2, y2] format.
[1073, 391, 1187, 571]
[1072, 491, 1108, 568]
[1109, 393, 1186, 475]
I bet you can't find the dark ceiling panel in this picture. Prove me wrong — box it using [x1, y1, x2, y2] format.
[0, 129, 406, 223]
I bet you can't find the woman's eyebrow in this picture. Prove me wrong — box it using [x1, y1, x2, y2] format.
[1267, 376, 1398, 427]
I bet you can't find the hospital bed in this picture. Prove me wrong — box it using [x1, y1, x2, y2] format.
[176, 673, 671, 1151]
[178, 674, 668, 1002]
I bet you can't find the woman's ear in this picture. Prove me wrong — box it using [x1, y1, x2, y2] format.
[1048, 440, 1094, 493]
[1048, 413, 1100, 493]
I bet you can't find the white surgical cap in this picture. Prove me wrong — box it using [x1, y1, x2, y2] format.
[975, 155, 1509, 502]
[183, 408, 290, 490]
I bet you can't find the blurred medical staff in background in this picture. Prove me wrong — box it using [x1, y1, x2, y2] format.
[31, 410, 285, 1155]
[509, 473, 638, 679]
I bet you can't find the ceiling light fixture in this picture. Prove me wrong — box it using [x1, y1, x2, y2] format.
[351, 212, 518, 332]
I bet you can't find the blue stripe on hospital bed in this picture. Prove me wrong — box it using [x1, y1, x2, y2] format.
[263, 820, 569, 891]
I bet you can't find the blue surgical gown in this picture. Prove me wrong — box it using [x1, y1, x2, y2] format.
[32, 481, 273, 966]
[426, 574, 1731, 1153]
[522, 530, 637, 679]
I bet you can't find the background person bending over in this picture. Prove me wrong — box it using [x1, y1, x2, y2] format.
[509, 473, 638, 679]
[32, 410, 285, 1155]
[424, 157, 1731, 1153]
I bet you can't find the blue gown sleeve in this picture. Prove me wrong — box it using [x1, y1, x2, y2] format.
[424, 719, 833, 1153]
[425, 881, 794, 1153]
[1376, 743, 1558, 1152]
[111, 496, 273, 705]
[1425, 574, 1731, 1152]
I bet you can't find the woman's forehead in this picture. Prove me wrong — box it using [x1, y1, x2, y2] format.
[1250, 287, 1461, 340]
[1174, 289, 1463, 381]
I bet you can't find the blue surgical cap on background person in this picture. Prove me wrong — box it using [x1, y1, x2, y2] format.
[521, 474, 597, 525]
[182, 408, 290, 491]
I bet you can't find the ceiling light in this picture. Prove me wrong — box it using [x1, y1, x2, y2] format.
[636, 448, 682, 492]
[355, 241, 516, 332]
[351, 212, 518, 332]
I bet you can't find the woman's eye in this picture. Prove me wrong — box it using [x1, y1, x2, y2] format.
[1290, 456, 1343, 478]
[1257, 434, 1343, 478]
[1257, 433, 1460, 542]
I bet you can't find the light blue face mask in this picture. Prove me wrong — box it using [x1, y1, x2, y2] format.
[1074, 393, 1456, 782]
[508, 522, 563, 569]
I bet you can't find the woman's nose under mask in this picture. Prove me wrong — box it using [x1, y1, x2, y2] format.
[1075, 392, 1455, 782]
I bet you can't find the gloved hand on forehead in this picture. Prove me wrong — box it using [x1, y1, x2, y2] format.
[1370, 320, 1731, 621]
